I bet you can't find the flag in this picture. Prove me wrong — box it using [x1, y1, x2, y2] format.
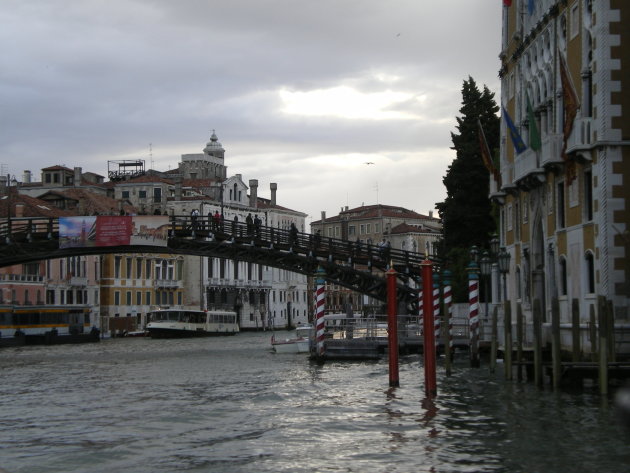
[502, 106, 527, 154]
[526, 94, 541, 151]
[558, 51, 580, 183]
[528, 0, 535, 15]
[503, 0, 512, 6]
[477, 119, 501, 187]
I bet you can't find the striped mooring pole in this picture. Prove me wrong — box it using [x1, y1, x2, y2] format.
[433, 272, 441, 347]
[418, 288, 423, 336]
[421, 258, 437, 397]
[442, 269, 453, 375]
[468, 262, 480, 367]
[315, 266, 326, 359]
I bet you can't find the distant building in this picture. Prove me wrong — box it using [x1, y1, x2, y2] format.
[0, 131, 309, 333]
[310, 204, 442, 314]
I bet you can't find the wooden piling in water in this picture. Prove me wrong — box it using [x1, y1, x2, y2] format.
[504, 300, 513, 381]
[490, 305, 498, 374]
[589, 304, 597, 362]
[571, 298, 580, 362]
[533, 299, 543, 387]
[607, 299, 616, 363]
[598, 296, 608, 395]
[551, 297, 561, 389]
[516, 303, 523, 381]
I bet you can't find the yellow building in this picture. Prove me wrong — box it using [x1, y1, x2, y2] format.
[496, 1, 630, 332]
[99, 253, 185, 334]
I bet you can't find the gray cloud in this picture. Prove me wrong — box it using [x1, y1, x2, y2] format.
[1, 0, 501, 220]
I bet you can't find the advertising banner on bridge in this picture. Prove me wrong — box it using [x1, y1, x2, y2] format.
[59, 216, 168, 248]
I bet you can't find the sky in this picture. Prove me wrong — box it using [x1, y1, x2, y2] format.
[1, 0, 502, 226]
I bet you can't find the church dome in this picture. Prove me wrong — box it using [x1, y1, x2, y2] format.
[203, 130, 225, 156]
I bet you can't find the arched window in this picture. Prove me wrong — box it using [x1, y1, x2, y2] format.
[585, 252, 595, 294]
[559, 256, 568, 296]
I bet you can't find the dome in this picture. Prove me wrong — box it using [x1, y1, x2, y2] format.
[203, 130, 224, 155]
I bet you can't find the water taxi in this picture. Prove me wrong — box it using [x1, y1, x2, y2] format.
[146, 308, 239, 338]
[271, 324, 312, 353]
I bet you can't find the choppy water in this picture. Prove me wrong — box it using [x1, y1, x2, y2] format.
[1, 332, 629, 473]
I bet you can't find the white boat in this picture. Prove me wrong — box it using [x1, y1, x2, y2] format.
[146, 309, 239, 338]
[271, 325, 312, 353]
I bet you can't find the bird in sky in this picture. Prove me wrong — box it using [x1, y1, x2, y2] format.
[365, 162, 374, 165]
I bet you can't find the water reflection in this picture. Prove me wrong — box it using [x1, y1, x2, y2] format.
[0, 334, 629, 473]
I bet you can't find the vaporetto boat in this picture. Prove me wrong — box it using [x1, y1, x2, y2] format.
[146, 308, 239, 338]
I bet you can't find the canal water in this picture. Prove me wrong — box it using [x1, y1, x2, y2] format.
[1, 332, 628, 473]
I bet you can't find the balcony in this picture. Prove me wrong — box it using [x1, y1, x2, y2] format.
[206, 277, 271, 288]
[0, 274, 44, 283]
[566, 117, 595, 157]
[540, 133, 564, 168]
[69, 276, 88, 287]
[153, 279, 181, 289]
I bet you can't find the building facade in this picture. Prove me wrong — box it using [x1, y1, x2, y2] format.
[310, 204, 442, 315]
[0, 132, 309, 335]
[496, 1, 629, 333]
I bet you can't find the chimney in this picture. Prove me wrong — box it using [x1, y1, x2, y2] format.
[175, 176, 182, 200]
[23, 170, 32, 184]
[429, 210, 433, 218]
[249, 179, 258, 208]
[15, 203, 25, 218]
[321, 211, 326, 222]
[74, 167, 82, 187]
[270, 183, 277, 206]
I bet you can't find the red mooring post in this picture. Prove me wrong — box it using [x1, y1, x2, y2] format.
[386, 267, 399, 387]
[421, 259, 437, 397]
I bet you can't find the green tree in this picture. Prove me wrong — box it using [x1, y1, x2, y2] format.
[435, 77, 500, 301]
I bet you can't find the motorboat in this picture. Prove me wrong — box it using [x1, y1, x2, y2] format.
[271, 324, 312, 353]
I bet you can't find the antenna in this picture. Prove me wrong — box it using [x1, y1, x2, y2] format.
[149, 143, 154, 170]
[374, 181, 379, 204]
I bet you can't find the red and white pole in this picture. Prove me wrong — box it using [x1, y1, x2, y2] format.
[315, 267, 327, 359]
[421, 259, 437, 397]
[468, 262, 480, 367]
[418, 288, 423, 336]
[443, 279, 453, 352]
[386, 267, 399, 387]
[433, 276, 440, 348]
[442, 269, 453, 375]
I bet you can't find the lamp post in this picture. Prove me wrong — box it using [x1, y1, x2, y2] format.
[498, 247, 511, 301]
[469, 245, 479, 265]
[5, 174, 18, 244]
[480, 251, 492, 320]
[490, 235, 500, 258]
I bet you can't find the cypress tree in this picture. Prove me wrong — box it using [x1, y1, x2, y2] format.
[435, 76, 500, 301]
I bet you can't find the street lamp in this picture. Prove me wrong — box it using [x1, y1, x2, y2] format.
[498, 247, 511, 301]
[5, 174, 18, 244]
[480, 250, 492, 319]
[490, 235, 500, 258]
[469, 245, 479, 264]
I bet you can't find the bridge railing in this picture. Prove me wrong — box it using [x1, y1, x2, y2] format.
[0, 217, 58, 243]
[1, 214, 434, 272]
[170, 214, 432, 269]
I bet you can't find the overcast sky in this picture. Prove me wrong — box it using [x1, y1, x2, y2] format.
[1, 0, 502, 224]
